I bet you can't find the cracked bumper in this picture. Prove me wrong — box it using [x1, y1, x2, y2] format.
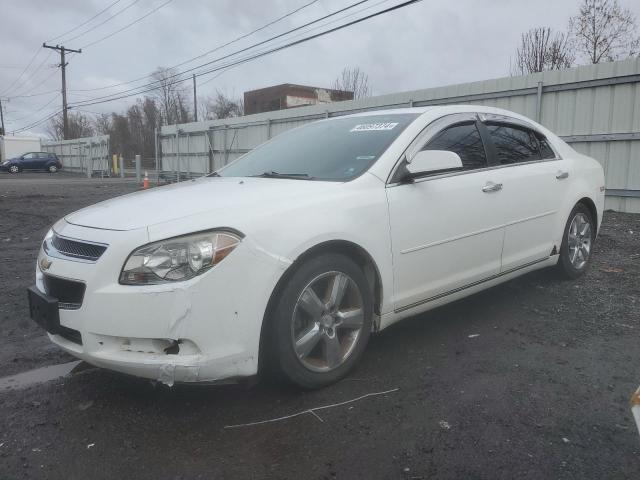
[36, 220, 289, 385]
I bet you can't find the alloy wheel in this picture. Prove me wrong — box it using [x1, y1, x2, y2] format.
[291, 271, 365, 372]
[567, 212, 592, 269]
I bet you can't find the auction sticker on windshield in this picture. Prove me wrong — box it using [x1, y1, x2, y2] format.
[350, 122, 399, 132]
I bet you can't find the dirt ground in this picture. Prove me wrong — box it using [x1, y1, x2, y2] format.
[0, 172, 639, 479]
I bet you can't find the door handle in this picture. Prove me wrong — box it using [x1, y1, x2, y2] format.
[556, 170, 569, 180]
[482, 181, 503, 193]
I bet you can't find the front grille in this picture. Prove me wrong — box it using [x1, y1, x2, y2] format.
[51, 234, 107, 261]
[43, 275, 86, 310]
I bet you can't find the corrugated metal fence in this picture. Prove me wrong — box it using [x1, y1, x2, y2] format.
[42, 135, 110, 176]
[161, 57, 640, 213]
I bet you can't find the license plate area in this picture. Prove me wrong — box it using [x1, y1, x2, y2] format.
[27, 286, 60, 334]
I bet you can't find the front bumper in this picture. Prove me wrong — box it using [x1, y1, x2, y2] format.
[32, 220, 289, 385]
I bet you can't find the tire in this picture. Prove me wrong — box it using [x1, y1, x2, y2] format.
[48, 165, 58, 173]
[556, 203, 595, 279]
[8, 165, 19, 174]
[268, 253, 373, 389]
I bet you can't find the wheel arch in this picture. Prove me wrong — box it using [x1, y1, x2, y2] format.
[576, 196, 598, 236]
[257, 239, 384, 373]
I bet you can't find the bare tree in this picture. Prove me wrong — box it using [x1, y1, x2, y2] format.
[46, 111, 94, 140]
[200, 90, 243, 120]
[570, 0, 640, 63]
[150, 67, 192, 125]
[93, 113, 112, 135]
[511, 27, 575, 75]
[332, 67, 371, 99]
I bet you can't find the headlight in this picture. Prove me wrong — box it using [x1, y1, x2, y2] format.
[119, 230, 242, 285]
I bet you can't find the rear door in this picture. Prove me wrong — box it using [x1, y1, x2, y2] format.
[386, 114, 505, 312]
[34, 153, 49, 169]
[480, 119, 568, 271]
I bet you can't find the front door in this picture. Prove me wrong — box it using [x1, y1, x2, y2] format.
[21, 153, 37, 169]
[386, 116, 505, 312]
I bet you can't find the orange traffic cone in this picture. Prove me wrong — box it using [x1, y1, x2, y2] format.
[143, 171, 150, 189]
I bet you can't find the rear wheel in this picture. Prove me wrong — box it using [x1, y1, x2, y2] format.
[8, 165, 19, 174]
[268, 253, 373, 389]
[557, 203, 595, 279]
[48, 165, 58, 173]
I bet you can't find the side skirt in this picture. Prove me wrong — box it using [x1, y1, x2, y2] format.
[380, 255, 558, 329]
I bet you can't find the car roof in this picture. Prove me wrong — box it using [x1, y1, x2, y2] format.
[337, 105, 533, 122]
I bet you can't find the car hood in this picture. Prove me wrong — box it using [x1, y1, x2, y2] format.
[64, 176, 342, 231]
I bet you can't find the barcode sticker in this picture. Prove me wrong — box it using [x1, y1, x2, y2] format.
[350, 122, 399, 132]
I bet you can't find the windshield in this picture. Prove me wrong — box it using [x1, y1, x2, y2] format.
[218, 113, 419, 181]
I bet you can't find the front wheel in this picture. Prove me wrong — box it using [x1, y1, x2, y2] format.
[8, 165, 19, 174]
[268, 253, 373, 389]
[557, 203, 595, 279]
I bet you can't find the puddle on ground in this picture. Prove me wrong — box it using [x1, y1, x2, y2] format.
[0, 360, 83, 391]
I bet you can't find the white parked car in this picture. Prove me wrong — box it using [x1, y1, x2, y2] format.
[28, 106, 605, 388]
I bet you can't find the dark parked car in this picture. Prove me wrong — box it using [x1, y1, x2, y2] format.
[0, 152, 62, 173]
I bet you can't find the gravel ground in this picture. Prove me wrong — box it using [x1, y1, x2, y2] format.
[0, 173, 639, 479]
[0, 173, 139, 377]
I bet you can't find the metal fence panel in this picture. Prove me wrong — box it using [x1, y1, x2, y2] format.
[42, 135, 110, 176]
[160, 57, 640, 213]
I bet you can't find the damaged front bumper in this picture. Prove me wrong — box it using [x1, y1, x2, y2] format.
[31, 220, 290, 386]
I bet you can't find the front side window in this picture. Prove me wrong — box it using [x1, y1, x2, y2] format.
[218, 113, 419, 181]
[485, 124, 542, 164]
[422, 122, 487, 170]
[22, 153, 35, 159]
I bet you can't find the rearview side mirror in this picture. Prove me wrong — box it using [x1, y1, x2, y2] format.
[401, 150, 463, 181]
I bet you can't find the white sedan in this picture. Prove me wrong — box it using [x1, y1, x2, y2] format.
[28, 106, 605, 388]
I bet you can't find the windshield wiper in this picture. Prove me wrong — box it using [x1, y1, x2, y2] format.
[254, 171, 314, 180]
[207, 171, 220, 177]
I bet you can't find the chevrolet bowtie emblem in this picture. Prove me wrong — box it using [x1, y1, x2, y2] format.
[39, 257, 52, 271]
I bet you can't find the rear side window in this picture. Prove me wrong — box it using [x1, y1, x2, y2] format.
[485, 124, 542, 164]
[422, 122, 487, 170]
[537, 137, 556, 159]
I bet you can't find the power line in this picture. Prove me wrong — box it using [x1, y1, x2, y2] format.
[0, 48, 42, 96]
[71, 0, 422, 109]
[64, 0, 142, 44]
[69, 0, 322, 93]
[7, 93, 61, 123]
[0, 0, 123, 97]
[5, 88, 60, 99]
[196, 0, 390, 90]
[8, 68, 59, 99]
[70, 0, 371, 105]
[11, 109, 62, 134]
[81, 0, 173, 49]
[13, 0, 422, 132]
[46, 0, 123, 43]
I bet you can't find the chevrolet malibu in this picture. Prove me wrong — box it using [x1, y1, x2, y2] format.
[28, 106, 604, 388]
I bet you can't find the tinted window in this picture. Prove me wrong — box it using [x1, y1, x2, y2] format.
[486, 124, 541, 164]
[219, 114, 419, 181]
[537, 137, 556, 159]
[423, 122, 487, 170]
[23, 153, 35, 159]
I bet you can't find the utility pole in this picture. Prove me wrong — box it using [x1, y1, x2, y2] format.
[192, 74, 197, 122]
[0, 98, 5, 136]
[42, 43, 81, 140]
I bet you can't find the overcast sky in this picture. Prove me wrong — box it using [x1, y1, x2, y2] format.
[1, 0, 639, 135]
